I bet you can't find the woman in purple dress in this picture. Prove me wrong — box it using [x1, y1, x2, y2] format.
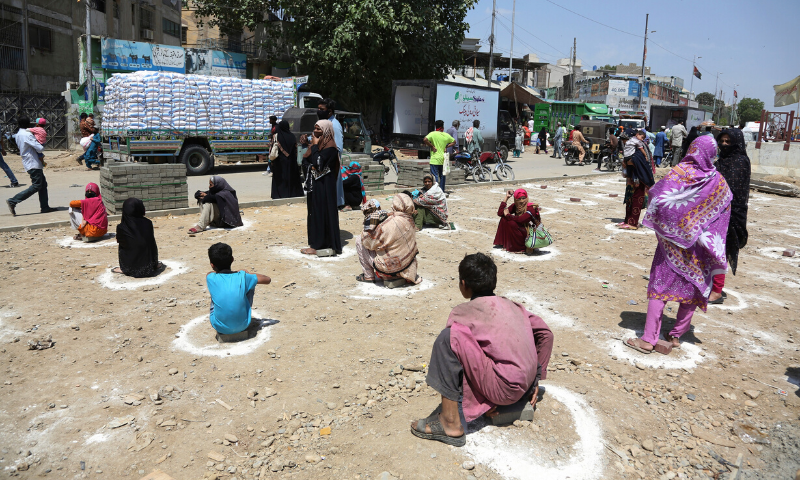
[625, 135, 732, 353]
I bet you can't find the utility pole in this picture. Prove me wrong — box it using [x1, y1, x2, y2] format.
[639, 13, 649, 111]
[487, 0, 496, 87]
[508, 0, 516, 82]
[712, 72, 721, 122]
[571, 38, 576, 99]
[689, 55, 700, 100]
[85, 0, 93, 108]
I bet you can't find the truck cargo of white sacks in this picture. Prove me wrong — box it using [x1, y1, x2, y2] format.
[103, 72, 296, 133]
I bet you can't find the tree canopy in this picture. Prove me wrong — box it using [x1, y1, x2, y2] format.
[192, 0, 477, 116]
[695, 92, 715, 106]
[736, 98, 764, 124]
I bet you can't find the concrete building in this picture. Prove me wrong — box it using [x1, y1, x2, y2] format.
[0, 0, 181, 93]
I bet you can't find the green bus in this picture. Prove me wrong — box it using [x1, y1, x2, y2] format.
[533, 102, 614, 135]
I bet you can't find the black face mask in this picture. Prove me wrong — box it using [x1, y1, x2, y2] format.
[719, 144, 734, 156]
[317, 109, 329, 120]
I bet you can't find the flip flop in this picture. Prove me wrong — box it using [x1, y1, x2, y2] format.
[188, 227, 201, 234]
[624, 337, 653, 354]
[111, 267, 123, 274]
[410, 412, 466, 447]
[666, 335, 681, 349]
[356, 274, 375, 283]
[300, 248, 317, 255]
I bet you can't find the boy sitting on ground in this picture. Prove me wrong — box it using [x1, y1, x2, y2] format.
[206, 243, 271, 339]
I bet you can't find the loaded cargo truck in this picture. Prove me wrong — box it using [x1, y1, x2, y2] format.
[103, 72, 302, 175]
[648, 105, 712, 132]
[390, 79, 515, 160]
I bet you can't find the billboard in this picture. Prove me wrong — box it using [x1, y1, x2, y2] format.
[628, 80, 650, 98]
[101, 39, 185, 73]
[608, 79, 628, 96]
[211, 50, 247, 78]
[435, 84, 499, 140]
[185, 48, 212, 75]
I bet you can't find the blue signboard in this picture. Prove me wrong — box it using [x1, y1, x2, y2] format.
[101, 39, 185, 73]
[628, 80, 650, 98]
[211, 50, 247, 78]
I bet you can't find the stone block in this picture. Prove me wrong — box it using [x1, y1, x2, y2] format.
[383, 278, 406, 289]
[489, 398, 535, 426]
[316, 248, 335, 257]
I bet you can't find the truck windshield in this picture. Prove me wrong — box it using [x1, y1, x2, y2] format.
[619, 119, 645, 130]
[340, 114, 367, 153]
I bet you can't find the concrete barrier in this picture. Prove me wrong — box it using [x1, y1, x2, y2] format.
[747, 142, 800, 177]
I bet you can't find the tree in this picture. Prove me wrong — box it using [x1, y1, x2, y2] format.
[192, 0, 478, 116]
[737, 98, 764, 124]
[695, 92, 715, 106]
[600, 64, 615, 71]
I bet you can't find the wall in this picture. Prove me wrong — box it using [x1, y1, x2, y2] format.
[747, 142, 800, 178]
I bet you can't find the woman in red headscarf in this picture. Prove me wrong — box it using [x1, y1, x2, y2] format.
[68, 182, 108, 242]
[493, 188, 541, 253]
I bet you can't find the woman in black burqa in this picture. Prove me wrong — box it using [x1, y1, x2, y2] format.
[112, 198, 163, 277]
[708, 128, 751, 304]
[188, 176, 244, 234]
[301, 119, 342, 255]
[271, 120, 304, 199]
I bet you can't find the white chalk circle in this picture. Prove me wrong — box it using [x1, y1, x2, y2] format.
[757, 246, 800, 262]
[57, 233, 117, 248]
[464, 384, 604, 480]
[553, 198, 598, 206]
[97, 260, 189, 291]
[503, 292, 575, 328]
[603, 223, 654, 236]
[351, 279, 435, 298]
[538, 207, 561, 216]
[707, 289, 747, 311]
[609, 330, 707, 370]
[490, 246, 560, 262]
[205, 217, 255, 232]
[274, 245, 355, 262]
[778, 229, 800, 239]
[172, 310, 276, 357]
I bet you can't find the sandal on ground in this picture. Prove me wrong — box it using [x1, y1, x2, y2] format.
[356, 274, 375, 283]
[188, 227, 201, 234]
[410, 412, 466, 447]
[73, 234, 83, 240]
[666, 335, 681, 349]
[618, 224, 638, 230]
[708, 296, 724, 305]
[624, 337, 653, 354]
[111, 267, 124, 274]
[300, 247, 317, 255]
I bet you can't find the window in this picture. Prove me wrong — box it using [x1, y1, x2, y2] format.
[92, 0, 106, 13]
[181, 25, 187, 43]
[163, 18, 180, 38]
[28, 24, 52, 51]
[140, 6, 153, 30]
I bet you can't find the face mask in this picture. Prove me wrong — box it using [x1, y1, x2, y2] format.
[719, 144, 733, 156]
[317, 109, 329, 120]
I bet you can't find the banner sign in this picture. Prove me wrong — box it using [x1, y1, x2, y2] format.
[774, 75, 800, 107]
[435, 84, 499, 139]
[608, 79, 628, 96]
[628, 80, 649, 98]
[101, 39, 185, 73]
[211, 50, 247, 78]
[185, 48, 213, 75]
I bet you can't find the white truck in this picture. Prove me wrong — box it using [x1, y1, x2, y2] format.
[649, 105, 712, 132]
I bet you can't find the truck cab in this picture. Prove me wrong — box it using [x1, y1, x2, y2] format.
[282, 107, 371, 153]
[618, 110, 648, 131]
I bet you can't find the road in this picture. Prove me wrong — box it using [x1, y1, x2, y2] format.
[0, 148, 609, 229]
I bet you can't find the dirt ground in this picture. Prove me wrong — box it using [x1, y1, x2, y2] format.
[1, 177, 799, 480]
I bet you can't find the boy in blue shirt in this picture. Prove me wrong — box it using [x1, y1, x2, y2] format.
[206, 243, 271, 338]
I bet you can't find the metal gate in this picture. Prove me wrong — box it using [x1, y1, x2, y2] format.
[0, 91, 68, 149]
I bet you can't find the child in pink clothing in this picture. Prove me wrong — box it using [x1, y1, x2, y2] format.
[28, 118, 47, 162]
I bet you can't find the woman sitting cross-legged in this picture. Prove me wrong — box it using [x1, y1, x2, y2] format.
[112, 198, 164, 277]
[412, 174, 449, 230]
[188, 176, 244, 234]
[410, 253, 554, 446]
[69, 182, 108, 242]
[493, 188, 541, 253]
[341, 161, 366, 211]
[355, 194, 422, 285]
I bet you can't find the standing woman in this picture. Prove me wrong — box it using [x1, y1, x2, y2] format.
[301, 120, 342, 255]
[271, 120, 304, 199]
[493, 188, 541, 253]
[708, 128, 751, 304]
[625, 136, 732, 353]
[619, 130, 655, 229]
[538, 128, 548, 155]
[113, 198, 163, 277]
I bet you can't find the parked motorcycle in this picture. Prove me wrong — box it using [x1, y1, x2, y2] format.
[371, 145, 399, 175]
[599, 143, 622, 171]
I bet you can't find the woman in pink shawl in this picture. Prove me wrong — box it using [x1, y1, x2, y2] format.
[493, 188, 541, 253]
[625, 135, 732, 353]
[410, 253, 553, 446]
[68, 183, 108, 242]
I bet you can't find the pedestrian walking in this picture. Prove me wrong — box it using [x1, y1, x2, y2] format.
[0, 134, 19, 188]
[670, 121, 688, 166]
[551, 122, 563, 158]
[6, 117, 56, 216]
[653, 126, 667, 167]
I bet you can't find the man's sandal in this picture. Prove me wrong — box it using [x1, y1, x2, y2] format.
[356, 274, 375, 283]
[410, 412, 466, 447]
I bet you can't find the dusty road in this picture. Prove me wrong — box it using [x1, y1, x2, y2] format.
[0, 177, 798, 480]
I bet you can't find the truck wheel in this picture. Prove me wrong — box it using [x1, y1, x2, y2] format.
[499, 145, 509, 161]
[417, 150, 430, 160]
[181, 145, 212, 176]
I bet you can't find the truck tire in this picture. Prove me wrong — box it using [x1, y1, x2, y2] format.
[181, 145, 212, 176]
[417, 150, 430, 160]
[499, 145, 509, 161]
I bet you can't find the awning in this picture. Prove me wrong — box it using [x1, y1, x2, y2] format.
[499, 82, 546, 105]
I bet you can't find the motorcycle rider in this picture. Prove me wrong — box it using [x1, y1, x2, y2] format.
[550, 122, 564, 159]
[595, 127, 618, 171]
[571, 125, 587, 166]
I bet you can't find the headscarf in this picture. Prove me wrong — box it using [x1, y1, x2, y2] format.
[116, 198, 160, 278]
[361, 199, 388, 232]
[275, 120, 296, 156]
[207, 176, 244, 228]
[362, 193, 419, 276]
[315, 119, 336, 152]
[715, 128, 750, 274]
[642, 135, 733, 300]
[80, 183, 108, 230]
[392, 193, 416, 216]
[415, 176, 449, 224]
[682, 126, 699, 155]
[341, 161, 366, 204]
[513, 188, 529, 215]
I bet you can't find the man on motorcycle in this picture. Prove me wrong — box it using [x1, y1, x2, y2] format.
[595, 128, 618, 171]
[571, 126, 587, 166]
[550, 122, 563, 159]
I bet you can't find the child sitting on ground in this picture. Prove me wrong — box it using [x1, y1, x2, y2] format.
[206, 243, 271, 338]
[28, 118, 47, 164]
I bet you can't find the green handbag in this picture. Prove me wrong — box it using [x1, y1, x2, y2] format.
[525, 223, 554, 249]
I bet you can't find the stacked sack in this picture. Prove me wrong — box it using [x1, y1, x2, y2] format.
[104, 72, 296, 134]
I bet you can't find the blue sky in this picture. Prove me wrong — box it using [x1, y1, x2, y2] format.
[464, 0, 799, 111]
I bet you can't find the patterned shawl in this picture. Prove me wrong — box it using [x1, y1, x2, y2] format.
[341, 161, 366, 204]
[415, 181, 449, 223]
[362, 194, 418, 275]
[715, 128, 750, 275]
[642, 135, 733, 297]
[361, 199, 388, 232]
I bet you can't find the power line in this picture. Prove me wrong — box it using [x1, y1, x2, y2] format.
[543, 0, 641, 38]
[495, 12, 569, 58]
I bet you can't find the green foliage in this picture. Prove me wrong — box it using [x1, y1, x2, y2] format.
[737, 98, 764, 123]
[600, 64, 615, 70]
[695, 92, 715, 106]
[192, 0, 478, 115]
